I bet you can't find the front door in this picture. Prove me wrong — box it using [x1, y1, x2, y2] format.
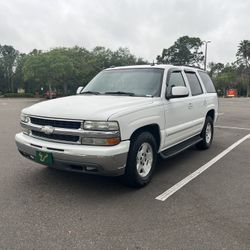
[163, 69, 195, 148]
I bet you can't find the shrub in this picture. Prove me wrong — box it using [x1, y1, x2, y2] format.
[4, 93, 35, 98]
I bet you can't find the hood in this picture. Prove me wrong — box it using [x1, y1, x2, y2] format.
[23, 95, 155, 121]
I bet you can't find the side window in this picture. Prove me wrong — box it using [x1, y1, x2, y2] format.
[198, 71, 216, 93]
[185, 72, 203, 96]
[168, 71, 186, 88]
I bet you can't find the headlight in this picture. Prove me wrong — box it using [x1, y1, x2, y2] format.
[20, 113, 30, 123]
[84, 121, 119, 131]
[82, 121, 120, 145]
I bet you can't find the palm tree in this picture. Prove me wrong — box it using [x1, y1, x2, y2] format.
[236, 40, 250, 96]
[236, 40, 250, 67]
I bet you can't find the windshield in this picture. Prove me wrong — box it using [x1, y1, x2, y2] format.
[82, 68, 164, 97]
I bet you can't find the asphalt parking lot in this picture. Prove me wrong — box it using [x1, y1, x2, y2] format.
[0, 98, 249, 250]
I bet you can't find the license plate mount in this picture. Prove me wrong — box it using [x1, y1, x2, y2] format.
[35, 151, 53, 166]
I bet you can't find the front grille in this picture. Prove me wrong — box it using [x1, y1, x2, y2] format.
[30, 117, 81, 129]
[32, 130, 79, 142]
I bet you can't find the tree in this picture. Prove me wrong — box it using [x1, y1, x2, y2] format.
[23, 53, 49, 94]
[236, 40, 250, 96]
[208, 62, 224, 78]
[13, 53, 28, 91]
[23, 50, 74, 97]
[0, 61, 4, 93]
[111, 47, 137, 66]
[215, 64, 237, 95]
[0, 45, 19, 92]
[19, 45, 146, 95]
[47, 48, 74, 95]
[91, 46, 113, 70]
[63, 46, 94, 88]
[236, 40, 250, 67]
[156, 36, 204, 67]
[136, 57, 148, 65]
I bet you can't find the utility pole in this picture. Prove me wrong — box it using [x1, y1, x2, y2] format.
[203, 41, 211, 71]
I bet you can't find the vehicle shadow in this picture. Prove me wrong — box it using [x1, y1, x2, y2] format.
[16, 141, 222, 202]
[153, 138, 228, 184]
[155, 147, 196, 175]
[20, 164, 142, 203]
[18, 147, 196, 198]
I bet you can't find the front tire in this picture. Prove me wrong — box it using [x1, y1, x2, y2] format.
[122, 132, 157, 187]
[196, 116, 214, 150]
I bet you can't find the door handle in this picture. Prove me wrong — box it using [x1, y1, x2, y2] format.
[188, 103, 193, 109]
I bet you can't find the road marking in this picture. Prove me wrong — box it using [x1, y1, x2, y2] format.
[215, 125, 250, 131]
[218, 113, 224, 116]
[155, 134, 250, 201]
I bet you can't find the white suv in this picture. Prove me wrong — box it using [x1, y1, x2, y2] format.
[15, 65, 218, 187]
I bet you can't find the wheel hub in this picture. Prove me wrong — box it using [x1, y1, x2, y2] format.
[205, 123, 212, 144]
[136, 142, 153, 177]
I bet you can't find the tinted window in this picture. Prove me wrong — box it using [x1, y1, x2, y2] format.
[185, 72, 203, 96]
[168, 71, 186, 87]
[198, 71, 216, 93]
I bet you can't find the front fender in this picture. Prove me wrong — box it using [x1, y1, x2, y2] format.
[109, 101, 165, 146]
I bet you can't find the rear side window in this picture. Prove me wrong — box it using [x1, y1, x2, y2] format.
[198, 71, 216, 93]
[185, 72, 203, 96]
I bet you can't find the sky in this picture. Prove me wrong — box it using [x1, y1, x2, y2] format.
[0, 0, 249, 64]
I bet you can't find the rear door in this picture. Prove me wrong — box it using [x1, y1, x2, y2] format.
[183, 70, 207, 135]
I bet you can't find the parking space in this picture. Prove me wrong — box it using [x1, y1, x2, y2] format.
[0, 98, 249, 249]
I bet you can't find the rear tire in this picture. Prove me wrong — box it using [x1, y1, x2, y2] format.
[196, 116, 214, 150]
[122, 132, 157, 187]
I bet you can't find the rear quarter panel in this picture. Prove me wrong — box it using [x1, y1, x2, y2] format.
[206, 93, 219, 122]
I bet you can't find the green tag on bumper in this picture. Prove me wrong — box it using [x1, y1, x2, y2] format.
[35, 151, 53, 166]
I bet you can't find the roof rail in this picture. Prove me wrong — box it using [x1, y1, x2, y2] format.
[176, 64, 204, 70]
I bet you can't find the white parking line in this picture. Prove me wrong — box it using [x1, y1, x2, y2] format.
[215, 125, 250, 131]
[155, 134, 250, 202]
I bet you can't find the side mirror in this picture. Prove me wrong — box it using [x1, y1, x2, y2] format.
[170, 86, 189, 98]
[76, 86, 84, 95]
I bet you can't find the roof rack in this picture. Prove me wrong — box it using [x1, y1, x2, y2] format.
[154, 63, 204, 70]
[175, 64, 204, 70]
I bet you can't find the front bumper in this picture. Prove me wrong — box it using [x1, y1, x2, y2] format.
[15, 133, 130, 176]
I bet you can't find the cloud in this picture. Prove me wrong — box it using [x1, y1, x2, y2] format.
[0, 0, 250, 64]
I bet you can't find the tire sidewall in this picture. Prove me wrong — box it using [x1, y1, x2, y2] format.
[125, 132, 157, 186]
[202, 117, 214, 148]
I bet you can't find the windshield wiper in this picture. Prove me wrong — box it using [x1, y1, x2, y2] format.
[104, 91, 135, 96]
[80, 91, 101, 95]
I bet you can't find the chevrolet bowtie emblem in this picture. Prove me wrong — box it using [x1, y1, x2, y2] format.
[41, 125, 54, 135]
